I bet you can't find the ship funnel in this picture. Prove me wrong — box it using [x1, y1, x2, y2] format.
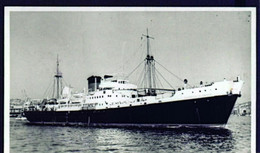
[87, 76, 102, 92]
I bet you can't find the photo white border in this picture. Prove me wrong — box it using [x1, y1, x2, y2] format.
[4, 7, 256, 153]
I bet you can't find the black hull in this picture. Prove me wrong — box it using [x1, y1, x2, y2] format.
[24, 95, 238, 127]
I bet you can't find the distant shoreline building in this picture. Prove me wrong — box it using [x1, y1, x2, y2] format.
[232, 101, 251, 116]
[10, 98, 42, 117]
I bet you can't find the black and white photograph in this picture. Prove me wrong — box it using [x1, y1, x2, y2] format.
[5, 7, 256, 152]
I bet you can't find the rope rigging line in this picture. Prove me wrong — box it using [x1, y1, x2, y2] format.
[127, 39, 145, 65]
[136, 65, 146, 87]
[142, 65, 148, 88]
[60, 79, 63, 96]
[155, 67, 175, 89]
[52, 78, 55, 98]
[144, 62, 148, 88]
[111, 39, 145, 75]
[42, 78, 54, 98]
[62, 77, 69, 87]
[155, 60, 192, 87]
[152, 62, 156, 89]
[154, 70, 164, 89]
[153, 71, 162, 94]
[124, 60, 145, 79]
[45, 83, 52, 99]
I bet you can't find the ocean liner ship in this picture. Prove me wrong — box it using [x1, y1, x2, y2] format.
[24, 30, 244, 127]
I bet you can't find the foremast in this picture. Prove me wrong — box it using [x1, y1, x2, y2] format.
[54, 55, 63, 99]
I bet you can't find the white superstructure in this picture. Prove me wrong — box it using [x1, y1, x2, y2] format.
[32, 76, 243, 112]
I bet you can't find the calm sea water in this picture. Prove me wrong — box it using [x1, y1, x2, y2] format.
[10, 115, 251, 153]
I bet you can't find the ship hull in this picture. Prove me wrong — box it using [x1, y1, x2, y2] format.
[24, 95, 238, 127]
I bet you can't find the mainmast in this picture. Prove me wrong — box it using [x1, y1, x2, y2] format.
[142, 28, 156, 95]
[54, 55, 62, 99]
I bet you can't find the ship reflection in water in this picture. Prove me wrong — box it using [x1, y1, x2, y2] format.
[10, 116, 250, 152]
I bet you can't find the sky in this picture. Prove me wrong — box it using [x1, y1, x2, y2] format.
[9, 9, 252, 104]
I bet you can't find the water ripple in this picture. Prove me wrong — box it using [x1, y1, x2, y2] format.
[10, 115, 250, 152]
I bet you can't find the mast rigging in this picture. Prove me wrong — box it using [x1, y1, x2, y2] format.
[54, 55, 63, 99]
[142, 28, 156, 95]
